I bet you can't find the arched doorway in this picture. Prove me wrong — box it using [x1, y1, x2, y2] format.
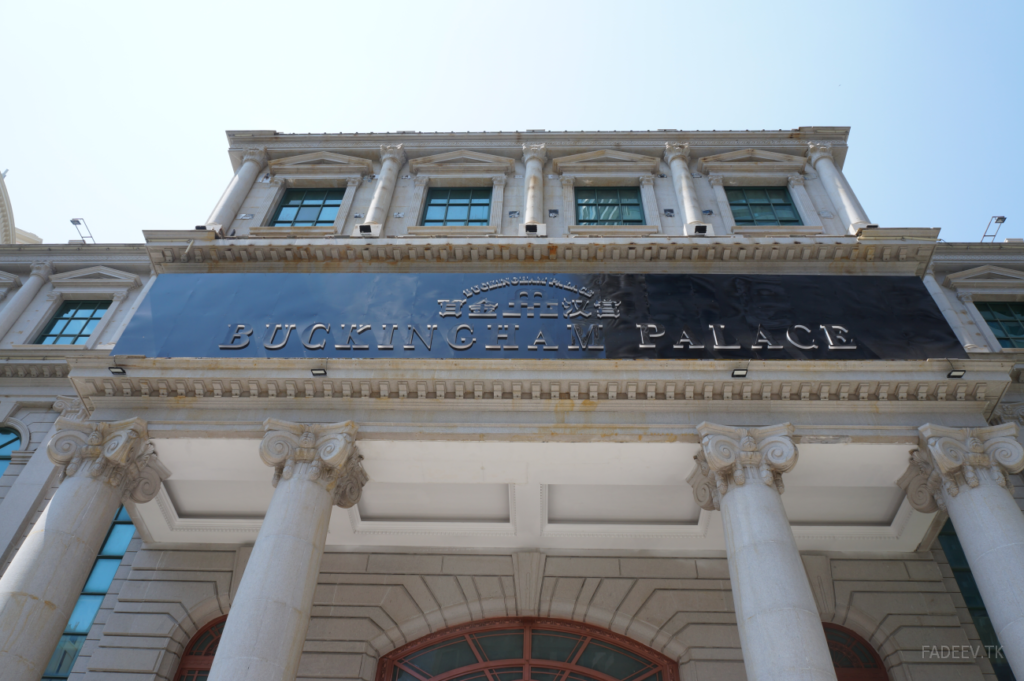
[824, 623, 888, 680]
[376, 618, 678, 681]
[173, 615, 226, 681]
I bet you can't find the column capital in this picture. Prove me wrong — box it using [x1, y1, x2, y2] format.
[380, 144, 407, 166]
[346, 176, 363, 187]
[787, 174, 805, 187]
[663, 142, 691, 165]
[29, 261, 52, 279]
[708, 174, 725, 187]
[260, 418, 368, 507]
[413, 174, 431, 188]
[560, 175, 574, 187]
[688, 422, 797, 509]
[52, 395, 89, 422]
[492, 175, 507, 187]
[639, 174, 655, 187]
[47, 417, 170, 503]
[241, 147, 268, 169]
[522, 143, 547, 164]
[957, 291, 974, 304]
[806, 142, 834, 167]
[899, 422, 1024, 512]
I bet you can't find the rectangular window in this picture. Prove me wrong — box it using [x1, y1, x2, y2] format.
[43, 507, 135, 680]
[422, 188, 492, 226]
[270, 189, 346, 227]
[726, 187, 803, 226]
[575, 188, 644, 225]
[36, 300, 110, 346]
[975, 302, 1024, 349]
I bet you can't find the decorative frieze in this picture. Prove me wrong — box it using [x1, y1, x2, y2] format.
[259, 418, 367, 507]
[898, 422, 1024, 512]
[687, 422, 796, 510]
[46, 417, 170, 503]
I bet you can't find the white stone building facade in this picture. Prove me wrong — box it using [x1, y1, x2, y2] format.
[0, 127, 1023, 681]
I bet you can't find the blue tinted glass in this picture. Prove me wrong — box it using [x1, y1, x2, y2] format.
[100, 524, 135, 556]
[65, 595, 103, 634]
[317, 206, 340, 223]
[83, 558, 120, 594]
[116, 506, 131, 522]
[44, 634, 86, 676]
[0, 429, 20, 456]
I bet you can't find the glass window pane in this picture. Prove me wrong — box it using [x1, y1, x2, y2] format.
[302, 190, 326, 205]
[100, 524, 135, 556]
[44, 634, 86, 677]
[63, 320, 87, 336]
[1004, 322, 1024, 337]
[325, 190, 346, 205]
[745, 189, 770, 204]
[576, 641, 650, 680]
[731, 206, 752, 221]
[773, 206, 797, 220]
[424, 206, 446, 221]
[751, 205, 777, 221]
[284, 191, 304, 206]
[405, 639, 478, 676]
[618, 190, 640, 205]
[575, 189, 596, 204]
[725, 188, 746, 204]
[58, 305, 77, 318]
[621, 206, 643, 222]
[116, 507, 131, 522]
[767, 188, 790, 204]
[276, 206, 299, 222]
[55, 337, 74, 345]
[296, 206, 320, 221]
[596, 189, 618, 205]
[318, 206, 340, 223]
[469, 206, 490, 221]
[532, 632, 584, 662]
[428, 190, 450, 204]
[65, 595, 103, 634]
[448, 189, 471, 204]
[471, 191, 492, 204]
[472, 631, 523, 661]
[446, 206, 469, 221]
[577, 206, 597, 221]
[83, 558, 120, 594]
[48, 320, 69, 335]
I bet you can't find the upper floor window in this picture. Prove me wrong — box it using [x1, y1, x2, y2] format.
[0, 428, 20, 477]
[975, 302, 1024, 348]
[422, 188, 492, 226]
[576, 187, 644, 225]
[36, 300, 111, 346]
[727, 187, 802, 226]
[271, 189, 345, 227]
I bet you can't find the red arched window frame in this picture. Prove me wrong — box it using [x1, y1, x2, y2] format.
[174, 615, 227, 681]
[823, 623, 887, 681]
[376, 617, 678, 681]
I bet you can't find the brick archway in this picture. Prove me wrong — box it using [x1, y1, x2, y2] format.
[375, 617, 679, 681]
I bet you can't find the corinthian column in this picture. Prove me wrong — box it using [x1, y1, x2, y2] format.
[206, 147, 268, 231]
[899, 423, 1024, 675]
[807, 142, 870, 234]
[362, 145, 407, 231]
[663, 143, 704, 234]
[0, 418, 169, 681]
[687, 423, 836, 681]
[0, 261, 51, 343]
[522, 143, 547, 226]
[209, 419, 368, 681]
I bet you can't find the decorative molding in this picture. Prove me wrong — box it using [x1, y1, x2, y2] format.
[409, 150, 515, 175]
[807, 142, 834, 167]
[49, 265, 141, 290]
[29, 261, 53, 279]
[512, 551, 546, 616]
[380, 144, 407, 166]
[46, 417, 170, 503]
[663, 142, 692, 165]
[522, 144, 547, 165]
[552, 148, 658, 175]
[687, 422, 796, 510]
[943, 265, 1024, 297]
[787, 174, 805, 187]
[260, 418, 367, 507]
[567, 225, 660, 238]
[242, 147, 268, 169]
[52, 395, 89, 422]
[899, 422, 1024, 512]
[0, 269, 21, 301]
[267, 151, 373, 176]
[698, 148, 807, 176]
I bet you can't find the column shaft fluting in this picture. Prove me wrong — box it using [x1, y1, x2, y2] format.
[0, 262, 50, 342]
[208, 467, 333, 681]
[363, 145, 406, 228]
[207, 148, 267, 230]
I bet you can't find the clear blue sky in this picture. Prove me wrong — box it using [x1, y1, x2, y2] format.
[2, 0, 1020, 244]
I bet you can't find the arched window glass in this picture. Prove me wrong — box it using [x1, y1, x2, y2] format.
[376, 618, 678, 681]
[174, 616, 227, 681]
[0, 427, 21, 477]
[823, 623, 887, 681]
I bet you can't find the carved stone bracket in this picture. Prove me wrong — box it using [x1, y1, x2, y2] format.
[52, 395, 89, 422]
[687, 422, 797, 510]
[47, 417, 170, 503]
[899, 422, 1024, 512]
[260, 418, 368, 508]
[991, 402, 1024, 426]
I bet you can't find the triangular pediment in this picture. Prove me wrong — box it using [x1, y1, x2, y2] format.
[50, 266, 140, 289]
[409, 150, 515, 174]
[698, 148, 807, 174]
[0, 270, 20, 288]
[945, 265, 1024, 290]
[552, 149, 660, 174]
[268, 152, 373, 174]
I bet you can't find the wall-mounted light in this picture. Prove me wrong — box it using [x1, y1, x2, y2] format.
[732, 369, 748, 378]
[108, 367, 126, 376]
[947, 369, 966, 379]
[311, 369, 327, 377]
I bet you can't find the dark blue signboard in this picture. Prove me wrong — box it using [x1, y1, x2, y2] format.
[112, 273, 967, 360]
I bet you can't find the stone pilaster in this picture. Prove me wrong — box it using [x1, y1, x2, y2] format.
[707, 176, 735, 233]
[786, 174, 822, 229]
[899, 423, 1024, 676]
[638, 175, 662, 231]
[490, 175, 506, 231]
[560, 175, 575, 227]
[0, 418, 167, 681]
[332, 177, 363, 235]
[688, 423, 836, 681]
[209, 419, 367, 681]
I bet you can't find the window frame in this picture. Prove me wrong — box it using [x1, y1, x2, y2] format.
[574, 186, 646, 227]
[724, 186, 804, 228]
[269, 188, 348, 228]
[34, 299, 112, 346]
[173, 615, 228, 680]
[974, 301, 1024, 349]
[0, 427, 21, 479]
[420, 187, 494, 228]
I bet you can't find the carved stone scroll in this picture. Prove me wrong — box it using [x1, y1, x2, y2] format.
[898, 422, 1024, 512]
[46, 417, 170, 503]
[260, 418, 367, 508]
